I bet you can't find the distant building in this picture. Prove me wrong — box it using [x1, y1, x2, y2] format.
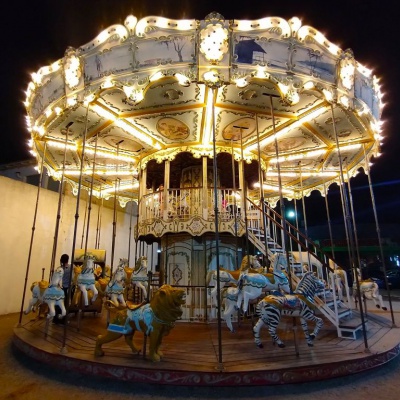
[0, 158, 60, 192]
[308, 223, 400, 269]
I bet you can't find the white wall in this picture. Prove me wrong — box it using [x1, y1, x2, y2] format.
[0, 176, 155, 315]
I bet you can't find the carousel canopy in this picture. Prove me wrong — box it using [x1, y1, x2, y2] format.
[24, 12, 383, 206]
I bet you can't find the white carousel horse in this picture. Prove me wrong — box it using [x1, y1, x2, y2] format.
[330, 268, 348, 301]
[222, 276, 290, 332]
[353, 269, 387, 310]
[236, 271, 291, 314]
[24, 279, 49, 315]
[76, 254, 98, 307]
[105, 258, 128, 307]
[131, 256, 149, 299]
[42, 266, 66, 320]
[206, 255, 263, 306]
[253, 271, 325, 348]
[236, 253, 291, 313]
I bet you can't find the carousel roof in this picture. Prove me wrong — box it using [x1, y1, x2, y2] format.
[24, 12, 384, 206]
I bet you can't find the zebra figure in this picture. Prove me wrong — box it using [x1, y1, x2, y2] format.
[253, 271, 325, 348]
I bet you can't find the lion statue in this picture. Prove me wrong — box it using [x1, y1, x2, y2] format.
[94, 284, 186, 362]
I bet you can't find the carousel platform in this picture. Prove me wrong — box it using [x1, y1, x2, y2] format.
[12, 306, 400, 387]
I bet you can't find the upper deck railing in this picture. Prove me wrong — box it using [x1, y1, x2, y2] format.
[137, 187, 248, 238]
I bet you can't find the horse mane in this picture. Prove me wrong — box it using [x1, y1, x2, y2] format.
[134, 256, 148, 272]
[82, 253, 96, 270]
[240, 255, 257, 271]
[294, 272, 321, 301]
[84, 253, 96, 261]
[49, 266, 64, 287]
[206, 270, 214, 285]
[118, 258, 129, 268]
[271, 253, 287, 272]
[111, 264, 126, 280]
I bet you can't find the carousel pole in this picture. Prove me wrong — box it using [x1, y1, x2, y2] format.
[135, 205, 140, 262]
[49, 123, 71, 279]
[266, 94, 293, 286]
[230, 138, 239, 270]
[233, 124, 250, 260]
[210, 86, 223, 370]
[299, 162, 312, 271]
[345, 162, 363, 279]
[345, 163, 367, 310]
[135, 160, 142, 264]
[267, 93, 299, 356]
[127, 175, 135, 266]
[62, 104, 90, 352]
[161, 234, 168, 286]
[150, 242, 154, 273]
[362, 144, 395, 325]
[322, 170, 335, 260]
[18, 143, 48, 325]
[321, 166, 340, 279]
[84, 134, 99, 255]
[95, 190, 103, 249]
[332, 150, 354, 277]
[80, 195, 88, 249]
[110, 140, 123, 275]
[330, 103, 369, 351]
[337, 172, 353, 279]
[229, 121, 240, 329]
[293, 196, 302, 257]
[255, 113, 271, 265]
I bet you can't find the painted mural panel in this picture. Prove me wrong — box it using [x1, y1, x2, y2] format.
[31, 72, 65, 120]
[135, 36, 195, 67]
[233, 34, 336, 83]
[291, 45, 336, 83]
[355, 69, 380, 119]
[84, 44, 133, 83]
[233, 36, 288, 70]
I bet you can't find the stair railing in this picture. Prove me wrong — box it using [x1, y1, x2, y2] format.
[245, 197, 354, 332]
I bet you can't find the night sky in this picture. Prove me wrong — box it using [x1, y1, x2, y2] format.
[2, 0, 399, 225]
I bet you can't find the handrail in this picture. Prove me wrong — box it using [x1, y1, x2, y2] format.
[246, 197, 346, 278]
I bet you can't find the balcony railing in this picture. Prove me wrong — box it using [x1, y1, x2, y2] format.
[137, 187, 244, 237]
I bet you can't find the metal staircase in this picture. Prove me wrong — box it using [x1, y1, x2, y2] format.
[245, 198, 366, 339]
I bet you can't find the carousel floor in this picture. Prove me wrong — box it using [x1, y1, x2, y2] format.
[12, 305, 400, 387]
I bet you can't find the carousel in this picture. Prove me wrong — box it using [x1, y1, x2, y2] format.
[13, 12, 400, 386]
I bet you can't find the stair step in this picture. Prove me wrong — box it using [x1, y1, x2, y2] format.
[247, 225, 357, 340]
[339, 317, 367, 339]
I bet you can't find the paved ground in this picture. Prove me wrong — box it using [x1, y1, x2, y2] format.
[2, 302, 400, 399]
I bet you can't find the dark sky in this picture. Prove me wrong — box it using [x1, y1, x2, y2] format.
[2, 0, 399, 224]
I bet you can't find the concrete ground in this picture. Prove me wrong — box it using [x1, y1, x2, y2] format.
[2, 303, 400, 400]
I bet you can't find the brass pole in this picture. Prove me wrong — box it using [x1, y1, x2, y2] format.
[18, 142, 48, 325]
[62, 104, 90, 352]
[362, 144, 395, 326]
[330, 103, 369, 350]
